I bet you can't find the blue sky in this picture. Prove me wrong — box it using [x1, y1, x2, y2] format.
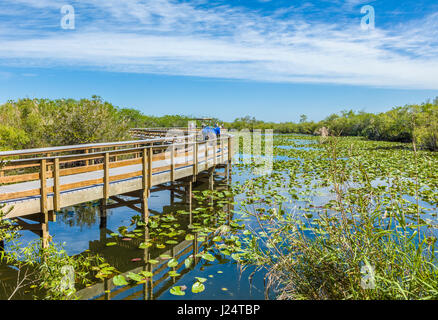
[1, 0, 438, 122]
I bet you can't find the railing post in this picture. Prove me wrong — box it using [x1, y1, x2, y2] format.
[188, 180, 192, 226]
[142, 147, 150, 224]
[171, 144, 175, 181]
[40, 159, 47, 214]
[193, 141, 198, 178]
[228, 136, 232, 163]
[84, 149, 89, 166]
[221, 137, 224, 164]
[205, 141, 208, 170]
[148, 148, 153, 190]
[214, 139, 217, 167]
[104, 152, 110, 200]
[40, 159, 49, 248]
[53, 157, 60, 212]
[142, 148, 148, 190]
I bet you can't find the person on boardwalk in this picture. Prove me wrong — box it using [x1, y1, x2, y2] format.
[201, 124, 212, 141]
[214, 123, 221, 137]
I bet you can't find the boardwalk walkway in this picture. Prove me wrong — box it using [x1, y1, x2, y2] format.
[0, 128, 234, 247]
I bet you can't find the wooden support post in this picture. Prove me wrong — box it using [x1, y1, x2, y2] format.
[170, 188, 175, 205]
[40, 159, 47, 214]
[193, 142, 198, 178]
[99, 199, 107, 230]
[148, 148, 153, 191]
[53, 157, 60, 212]
[40, 159, 49, 248]
[228, 136, 232, 163]
[193, 234, 198, 266]
[142, 148, 148, 190]
[84, 149, 89, 166]
[104, 152, 110, 199]
[209, 168, 214, 190]
[171, 145, 175, 182]
[188, 181, 192, 226]
[214, 139, 217, 166]
[142, 147, 150, 224]
[221, 137, 224, 164]
[205, 142, 208, 170]
[141, 190, 149, 225]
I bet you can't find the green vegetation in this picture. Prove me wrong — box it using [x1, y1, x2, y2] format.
[0, 96, 215, 150]
[1, 96, 438, 300]
[225, 98, 438, 151]
[228, 134, 438, 299]
[1, 96, 438, 152]
[0, 210, 111, 300]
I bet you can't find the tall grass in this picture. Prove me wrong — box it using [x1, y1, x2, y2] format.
[238, 137, 438, 300]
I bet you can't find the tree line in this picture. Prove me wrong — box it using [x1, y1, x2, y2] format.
[224, 98, 438, 151]
[1, 96, 437, 151]
[0, 96, 216, 150]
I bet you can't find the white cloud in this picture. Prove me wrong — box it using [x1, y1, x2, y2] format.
[1, 0, 438, 89]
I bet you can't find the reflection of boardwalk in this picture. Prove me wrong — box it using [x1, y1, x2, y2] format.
[0, 129, 234, 247]
[78, 236, 210, 300]
[77, 177, 234, 300]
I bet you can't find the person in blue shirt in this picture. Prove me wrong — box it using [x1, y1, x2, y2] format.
[201, 124, 211, 140]
[214, 123, 221, 137]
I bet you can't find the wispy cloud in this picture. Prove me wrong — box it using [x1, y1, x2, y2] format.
[1, 0, 438, 89]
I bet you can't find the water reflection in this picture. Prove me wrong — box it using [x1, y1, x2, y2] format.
[77, 176, 236, 300]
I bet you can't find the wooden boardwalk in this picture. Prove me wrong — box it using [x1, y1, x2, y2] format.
[0, 128, 234, 247]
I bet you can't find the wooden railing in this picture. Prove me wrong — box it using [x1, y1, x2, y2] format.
[129, 127, 228, 139]
[0, 133, 233, 219]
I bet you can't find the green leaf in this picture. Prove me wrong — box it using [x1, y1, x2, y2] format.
[168, 258, 178, 268]
[201, 253, 215, 262]
[231, 254, 241, 261]
[139, 271, 153, 278]
[195, 277, 207, 283]
[106, 242, 117, 247]
[170, 286, 186, 296]
[139, 242, 152, 249]
[127, 272, 143, 282]
[192, 281, 205, 293]
[184, 257, 194, 269]
[113, 275, 128, 286]
[185, 234, 195, 241]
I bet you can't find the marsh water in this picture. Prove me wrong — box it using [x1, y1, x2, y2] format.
[2, 134, 437, 300]
[0, 142, 281, 300]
